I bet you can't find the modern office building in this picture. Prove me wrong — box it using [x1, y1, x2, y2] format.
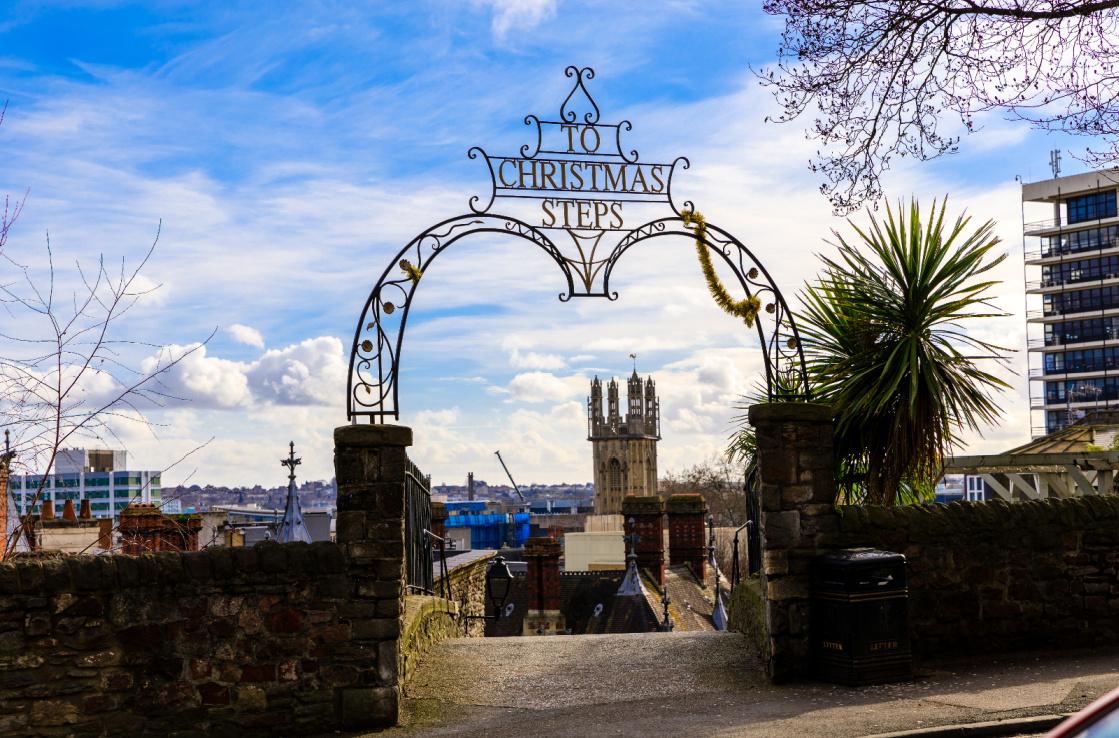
[8, 448, 161, 520]
[1024, 169, 1119, 436]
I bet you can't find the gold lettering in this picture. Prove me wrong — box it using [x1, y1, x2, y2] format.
[577, 201, 592, 228]
[649, 165, 665, 193]
[541, 199, 556, 227]
[498, 159, 518, 187]
[518, 160, 537, 189]
[610, 201, 624, 229]
[559, 200, 574, 227]
[580, 125, 600, 153]
[822, 641, 843, 651]
[560, 125, 578, 153]
[869, 641, 898, 651]
[569, 163, 584, 190]
[604, 164, 627, 192]
[630, 165, 648, 193]
[540, 161, 558, 190]
[559, 161, 568, 190]
[587, 163, 601, 191]
[593, 201, 609, 229]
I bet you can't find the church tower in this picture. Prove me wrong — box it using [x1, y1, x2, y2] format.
[588, 371, 661, 514]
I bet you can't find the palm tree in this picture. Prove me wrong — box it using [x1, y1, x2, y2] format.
[797, 198, 1010, 504]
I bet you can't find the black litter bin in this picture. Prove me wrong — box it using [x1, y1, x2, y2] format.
[812, 548, 912, 686]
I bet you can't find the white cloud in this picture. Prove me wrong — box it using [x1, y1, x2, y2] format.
[140, 336, 345, 409]
[503, 371, 582, 403]
[228, 324, 264, 348]
[144, 344, 251, 409]
[509, 346, 566, 370]
[474, 0, 557, 39]
[245, 336, 346, 406]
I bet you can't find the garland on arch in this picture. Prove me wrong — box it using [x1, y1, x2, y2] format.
[682, 209, 761, 328]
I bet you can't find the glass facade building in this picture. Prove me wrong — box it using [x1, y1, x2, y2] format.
[1025, 175, 1119, 435]
[9, 448, 160, 520]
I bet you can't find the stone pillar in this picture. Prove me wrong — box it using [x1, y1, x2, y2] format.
[523, 537, 565, 635]
[621, 495, 665, 586]
[333, 424, 411, 730]
[666, 494, 707, 584]
[748, 402, 835, 684]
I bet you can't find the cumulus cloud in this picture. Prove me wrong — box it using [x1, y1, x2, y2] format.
[245, 336, 346, 406]
[144, 344, 250, 408]
[141, 336, 346, 409]
[228, 324, 264, 348]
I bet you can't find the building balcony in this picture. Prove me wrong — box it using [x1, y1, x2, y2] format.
[1029, 361, 1119, 379]
[1026, 272, 1119, 293]
[1027, 335, 1119, 351]
[1027, 305, 1119, 323]
[1024, 213, 1119, 236]
[1025, 240, 1119, 264]
[1030, 396, 1114, 410]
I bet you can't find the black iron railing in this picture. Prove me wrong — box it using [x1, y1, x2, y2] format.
[404, 457, 434, 595]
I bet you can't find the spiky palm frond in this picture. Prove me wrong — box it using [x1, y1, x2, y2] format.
[798, 198, 1011, 504]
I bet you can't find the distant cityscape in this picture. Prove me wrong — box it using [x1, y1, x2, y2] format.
[160, 479, 594, 512]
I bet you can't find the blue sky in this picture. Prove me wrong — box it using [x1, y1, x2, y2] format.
[0, 1, 1086, 486]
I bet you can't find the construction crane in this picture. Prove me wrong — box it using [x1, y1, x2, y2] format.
[493, 450, 527, 502]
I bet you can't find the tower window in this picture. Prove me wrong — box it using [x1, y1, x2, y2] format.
[608, 458, 622, 496]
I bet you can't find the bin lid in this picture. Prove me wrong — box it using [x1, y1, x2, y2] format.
[818, 548, 905, 565]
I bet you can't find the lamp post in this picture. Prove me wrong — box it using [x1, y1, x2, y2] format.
[708, 515, 727, 630]
[485, 555, 514, 620]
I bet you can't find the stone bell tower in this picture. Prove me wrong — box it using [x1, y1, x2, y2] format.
[588, 372, 661, 514]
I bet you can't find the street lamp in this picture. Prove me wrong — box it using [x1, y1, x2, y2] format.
[485, 555, 514, 621]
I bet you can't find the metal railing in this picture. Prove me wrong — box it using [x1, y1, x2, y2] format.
[1027, 272, 1119, 291]
[1026, 241, 1119, 262]
[1029, 304, 1119, 320]
[404, 457, 434, 596]
[1024, 214, 1118, 232]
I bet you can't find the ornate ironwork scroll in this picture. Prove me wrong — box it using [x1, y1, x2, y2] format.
[348, 67, 810, 421]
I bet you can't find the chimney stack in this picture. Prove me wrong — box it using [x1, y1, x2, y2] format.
[62, 499, 76, 521]
[621, 495, 665, 586]
[523, 537, 565, 636]
[79, 499, 92, 519]
[40, 494, 55, 520]
[666, 494, 708, 584]
[431, 501, 448, 542]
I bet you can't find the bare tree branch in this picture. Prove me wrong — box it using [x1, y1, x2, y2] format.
[759, 1, 1119, 213]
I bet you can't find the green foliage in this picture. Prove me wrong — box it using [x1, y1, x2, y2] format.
[1085, 434, 1119, 452]
[797, 197, 1010, 505]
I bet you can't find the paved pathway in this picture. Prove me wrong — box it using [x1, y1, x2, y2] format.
[378, 633, 1119, 738]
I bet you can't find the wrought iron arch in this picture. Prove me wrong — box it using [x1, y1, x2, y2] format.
[346, 66, 811, 422]
[347, 212, 810, 422]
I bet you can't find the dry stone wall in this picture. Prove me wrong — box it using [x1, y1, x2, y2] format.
[750, 403, 1119, 682]
[0, 542, 365, 736]
[824, 497, 1119, 658]
[0, 423, 416, 736]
